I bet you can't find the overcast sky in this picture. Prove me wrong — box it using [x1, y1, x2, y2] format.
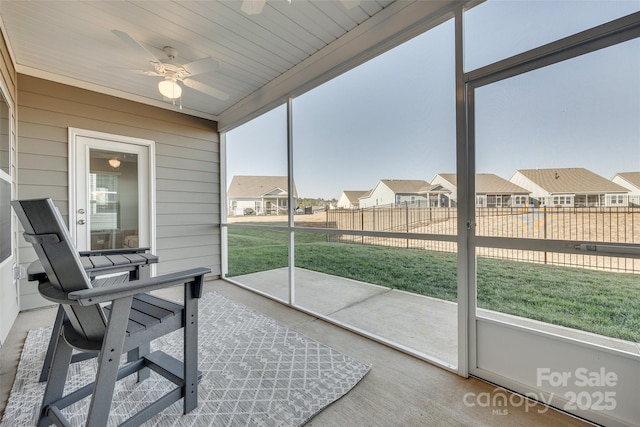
[226, 1, 640, 199]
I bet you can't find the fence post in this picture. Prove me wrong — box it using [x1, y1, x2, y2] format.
[406, 202, 409, 248]
[325, 209, 329, 242]
[361, 208, 365, 245]
[543, 207, 548, 264]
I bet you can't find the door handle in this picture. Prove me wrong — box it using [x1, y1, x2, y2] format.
[77, 219, 86, 225]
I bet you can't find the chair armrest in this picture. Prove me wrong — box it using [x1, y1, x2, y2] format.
[79, 247, 152, 256]
[68, 267, 211, 305]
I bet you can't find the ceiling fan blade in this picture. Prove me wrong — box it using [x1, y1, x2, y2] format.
[182, 57, 219, 77]
[112, 29, 161, 63]
[100, 65, 164, 78]
[182, 79, 229, 101]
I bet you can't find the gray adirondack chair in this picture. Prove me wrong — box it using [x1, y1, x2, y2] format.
[12, 198, 210, 427]
[28, 247, 160, 383]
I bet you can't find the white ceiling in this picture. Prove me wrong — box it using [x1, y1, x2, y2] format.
[0, 0, 398, 124]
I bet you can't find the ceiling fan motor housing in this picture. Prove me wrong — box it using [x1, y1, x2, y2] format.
[163, 46, 179, 60]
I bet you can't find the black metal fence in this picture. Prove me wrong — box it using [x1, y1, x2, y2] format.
[325, 206, 640, 273]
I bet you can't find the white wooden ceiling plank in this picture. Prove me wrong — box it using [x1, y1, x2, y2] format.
[8, 2, 243, 113]
[258, 6, 332, 48]
[279, 1, 349, 40]
[241, 4, 332, 54]
[83, 1, 281, 83]
[127, 1, 298, 74]
[2, 4, 142, 80]
[336, 0, 372, 23]
[184, 1, 313, 61]
[2, 0, 409, 119]
[358, 0, 387, 16]
[264, 1, 344, 45]
[2, 3, 110, 63]
[309, 0, 361, 32]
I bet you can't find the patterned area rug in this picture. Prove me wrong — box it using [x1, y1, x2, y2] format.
[1, 292, 371, 426]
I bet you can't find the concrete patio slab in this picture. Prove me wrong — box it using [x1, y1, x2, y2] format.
[232, 268, 459, 366]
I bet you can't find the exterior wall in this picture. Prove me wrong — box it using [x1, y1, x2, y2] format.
[359, 182, 395, 208]
[612, 176, 640, 206]
[602, 193, 628, 207]
[229, 198, 257, 216]
[612, 176, 640, 195]
[430, 175, 457, 202]
[337, 193, 358, 209]
[0, 24, 18, 343]
[17, 75, 220, 310]
[395, 194, 427, 205]
[510, 172, 551, 206]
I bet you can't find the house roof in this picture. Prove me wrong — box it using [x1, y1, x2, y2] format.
[341, 190, 369, 203]
[515, 168, 628, 194]
[380, 179, 437, 194]
[434, 173, 529, 194]
[615, 172, 640, 189]
[227, 176, 298, 198]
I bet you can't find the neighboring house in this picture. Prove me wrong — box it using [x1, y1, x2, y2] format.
[227, 176, 298, 216]
[336, 190, 369, 209]
[510, 168, 629, 207]
[612, 172, 640, 206]
[358, 179, 450, 208]
[431, 173, 530, 207]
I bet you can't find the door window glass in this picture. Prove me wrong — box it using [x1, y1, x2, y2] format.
[89, 149, 139, 249]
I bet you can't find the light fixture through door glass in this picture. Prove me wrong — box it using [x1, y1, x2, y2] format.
[108, 158, 121, 169]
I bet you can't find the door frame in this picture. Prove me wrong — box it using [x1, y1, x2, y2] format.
[0, 79, 17, 344]
[68, 128, 156, 254]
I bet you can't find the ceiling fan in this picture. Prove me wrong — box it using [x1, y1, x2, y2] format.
[111, 29, 229, 107]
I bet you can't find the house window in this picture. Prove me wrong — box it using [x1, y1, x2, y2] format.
[553, 195, 572, 206]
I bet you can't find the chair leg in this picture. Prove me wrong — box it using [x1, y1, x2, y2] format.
[37, 330, 73, 427]
[128, 342, 150, 382]
[39, 306, 66, 383]
[183, 282, 199, 414]
[86, 297, 132, 427]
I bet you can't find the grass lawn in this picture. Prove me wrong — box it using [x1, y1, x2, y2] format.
[227, 227, 640, 342]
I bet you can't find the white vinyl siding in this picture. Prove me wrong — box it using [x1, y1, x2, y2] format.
[17, 75, 220, 310]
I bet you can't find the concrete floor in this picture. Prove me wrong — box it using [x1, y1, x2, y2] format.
[234, 267, 459, 366]
[0, 278, 593, 426]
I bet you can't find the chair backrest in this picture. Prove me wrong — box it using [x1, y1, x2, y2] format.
[12, 198, 107, 341]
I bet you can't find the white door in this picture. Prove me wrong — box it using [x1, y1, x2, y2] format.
[69, 129, 155, 252]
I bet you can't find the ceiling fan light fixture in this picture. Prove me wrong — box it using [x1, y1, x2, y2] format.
[241, 0, 266, 15]
[158, 79, 182, 99]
